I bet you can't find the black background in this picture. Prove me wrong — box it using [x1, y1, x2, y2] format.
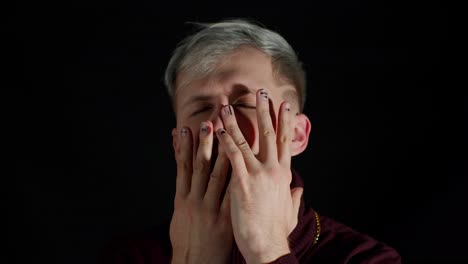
[9, 0, 466, 263]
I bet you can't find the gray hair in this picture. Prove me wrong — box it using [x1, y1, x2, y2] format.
[164, 19, 307, 111]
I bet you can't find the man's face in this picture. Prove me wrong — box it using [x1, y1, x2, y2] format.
[173, 47, 299, 156]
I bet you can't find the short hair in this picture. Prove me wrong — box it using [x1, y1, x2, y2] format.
[164, 19, 307, 111]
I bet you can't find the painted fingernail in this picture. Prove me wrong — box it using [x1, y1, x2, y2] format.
[285, 102, 291, 111]
[260, 89, 268, 100]
[217, 128, 226, 135]
[180, 127, 188, 137]
[224, 105, 233, 116]
[200, 122, 209, 134]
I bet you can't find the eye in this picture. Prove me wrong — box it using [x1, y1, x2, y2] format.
[191, 106, 213, 116]
[233, 103, 256, 110]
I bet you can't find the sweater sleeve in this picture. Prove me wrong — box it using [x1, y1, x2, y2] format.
[346, 244, 401, 264]
[310, 215, 402, 264]
[267, 253, 299, 264]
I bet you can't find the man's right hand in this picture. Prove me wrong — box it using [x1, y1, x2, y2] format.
[170, 122, 233, 264]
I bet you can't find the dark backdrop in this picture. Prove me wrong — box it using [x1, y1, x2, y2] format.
[9, 1, 466, 263]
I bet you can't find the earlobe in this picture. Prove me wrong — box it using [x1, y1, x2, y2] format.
[291, 114, 311, 156]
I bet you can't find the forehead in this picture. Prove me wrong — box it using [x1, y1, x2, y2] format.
[174, 47, 276, 104]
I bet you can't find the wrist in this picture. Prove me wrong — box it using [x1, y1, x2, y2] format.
[171, 248, 189, 264]
[171, 254, 185, 264]
[245, 239, 290, 264]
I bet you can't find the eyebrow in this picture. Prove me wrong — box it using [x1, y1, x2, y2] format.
[184, 95, 214, 106]
[182, 84, 256, 107]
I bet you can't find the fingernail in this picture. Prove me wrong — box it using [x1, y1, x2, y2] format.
[260, 89, 268, 100]
[200, 122, 209, 134]
[217, 128, 226, 135]
[180, 127, 188, 137]
[285, 102, 291, 111]
[224, 105, 233, 116]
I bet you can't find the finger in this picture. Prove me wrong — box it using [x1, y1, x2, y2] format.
[220, 179, 231, 215]
[291, 187, 303, 218]
[216, 128, 248, 181]
[220, 105, 258, 169]
[256, 89, 277, 163]
[277, 101, 292, 167]
[191, 121, 213, 197]
[175, 127, 192, 198]
[204, 150, 229, 210]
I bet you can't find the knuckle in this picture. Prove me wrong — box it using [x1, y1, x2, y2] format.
[263, 128, 276, 137]
[236, 139, 250, 150]
[187, 194, 201, 207]
[193, 159, 209, 172]
[209, 173, 219, 181]
[177, 160, 191, 171]
[279, 134, 289, 144]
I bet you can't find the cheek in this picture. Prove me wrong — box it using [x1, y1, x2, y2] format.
[235, 111, 259, 154]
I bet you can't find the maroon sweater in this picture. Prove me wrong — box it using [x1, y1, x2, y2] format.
[98, 172, 401, 263]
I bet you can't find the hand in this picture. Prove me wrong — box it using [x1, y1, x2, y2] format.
[170, 122, 233, 264]
[216, 89, 303, 264]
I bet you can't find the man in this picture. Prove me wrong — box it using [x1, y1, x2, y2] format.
[99, 19, 401, 263]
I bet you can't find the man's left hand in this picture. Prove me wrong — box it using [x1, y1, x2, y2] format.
[216, 88, 303, 264]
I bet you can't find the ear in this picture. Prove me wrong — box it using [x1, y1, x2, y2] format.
[172, 128, 179, 159]
[291, 113, 311, 156]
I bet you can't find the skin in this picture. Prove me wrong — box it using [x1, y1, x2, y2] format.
[170, 47, 312, 264]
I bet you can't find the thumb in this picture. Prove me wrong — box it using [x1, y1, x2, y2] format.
[220, 180, 232, 215]
[291, 187, 303, 217]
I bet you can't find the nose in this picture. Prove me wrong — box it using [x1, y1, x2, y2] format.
[209, 99, 228, 132]
[209, 103, 227, 155]
[211, 113, 224, 132]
